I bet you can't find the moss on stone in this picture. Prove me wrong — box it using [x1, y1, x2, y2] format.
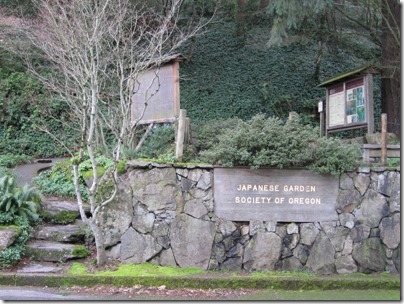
[41, 210, 78, 224]
[72, 245, 90, 258]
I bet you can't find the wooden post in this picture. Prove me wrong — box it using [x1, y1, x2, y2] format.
[175, 109, 186, 162]
[381, 113, 387, 166]
[318, 100, 324, 137]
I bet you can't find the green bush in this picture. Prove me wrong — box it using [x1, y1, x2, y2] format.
[134, 125, 176, 160]
[0, 70, 79, 157]
[197, 114, 361, 176]
[0, 154, 34, 168]
[34, 159, 88, 201]
[0, 176, 42, 224]
[34, 155, 126, 201]
[0, 215, 32, 268]
[78, 154, 114, 179]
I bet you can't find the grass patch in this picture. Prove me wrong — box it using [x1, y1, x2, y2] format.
[238, 289, 401, 301]
[67, 262, 88, 275]
[94, 263, 205, 277]
[251, 270, 315, 278]
[67, 262, 205, 277]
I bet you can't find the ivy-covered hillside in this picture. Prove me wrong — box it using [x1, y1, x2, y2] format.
[0, 13, 383, 158]
[180, 21, 381, 125]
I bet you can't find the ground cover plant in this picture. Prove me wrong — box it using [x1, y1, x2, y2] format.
[0, 176, 42, 268]
[196, 114, 361, 176]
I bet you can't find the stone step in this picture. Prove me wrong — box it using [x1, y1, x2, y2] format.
[26, 240, 88, 262]
[32, 221, 89, 243]
[16, 262, 64, 274]
[41, 197, 91, 224]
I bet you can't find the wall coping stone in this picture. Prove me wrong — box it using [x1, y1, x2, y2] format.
[126, 160, 213, 170]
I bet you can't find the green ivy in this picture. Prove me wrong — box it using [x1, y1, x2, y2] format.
[0, 154, 34, 168]
[0, 215, 32, 268]
[180, 21, 380, 126]
[34, 160, 88, 201]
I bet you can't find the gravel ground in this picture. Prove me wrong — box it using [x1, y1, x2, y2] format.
[62, 284, 256, 300]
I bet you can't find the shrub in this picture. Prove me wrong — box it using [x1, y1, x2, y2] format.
[34, 156, 126, 201]
[34, 159, 88, 201]
[134, 124, 176, 160]
[197, 114, 361, 176]
[0, 176, 42, 224]
[0, 154, 34, 168]
[0, 215, 32, 268]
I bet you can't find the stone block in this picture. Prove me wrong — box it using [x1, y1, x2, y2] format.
[354, 189, 389, 228]
[287, 223, 299, 234]
[293, 244, 309, 265]
[243, 231, 282, 271]
[335, 256, 358, 274]
[265, 221, 277, 232]
[352, 238, 386, 273]
[120, 227, 162, 264]
[170, 214, 215, 270]
[339, 213, 356, 229]
[281, 256, 303, 271]
[353, 173, 370, 196]
[196, 172, 212, 190]
[336, 190, 362, 213]
[0, 227, 20, 251]
[218, 220, 237, 237]
[350, 224, 370, 242]
[184, 199, 208, 218]
[380, 213, 400, 249]
[221, 257, 243, 271]
[300, 223, 319, 246]
[306, 236, 336, 274]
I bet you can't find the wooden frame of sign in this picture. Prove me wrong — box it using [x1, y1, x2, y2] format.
[130, 56, 189, 160]
[318, 66, 378, 137]
[131, 57, 183, 125]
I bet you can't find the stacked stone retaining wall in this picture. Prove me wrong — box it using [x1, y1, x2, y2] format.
[100, 162, 400, 274]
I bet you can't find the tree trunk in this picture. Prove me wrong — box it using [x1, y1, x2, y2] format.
[381, 0, 400, 136]
[90, 221, 107, 267]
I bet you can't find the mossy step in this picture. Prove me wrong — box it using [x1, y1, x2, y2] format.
[26, 241, 90, 262]
[41, 198, 90, 224]
[32, 221, 88, 243]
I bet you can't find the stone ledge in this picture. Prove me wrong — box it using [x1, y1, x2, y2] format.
[125, 160, 213, 170]
[0, 272, 399, 290]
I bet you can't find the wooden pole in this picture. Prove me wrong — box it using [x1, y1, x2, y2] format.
[381, 113, 387, 166]
[175, 109, 186, 162]
[318, 100, 324, 137]
[320, 111, 324, 137]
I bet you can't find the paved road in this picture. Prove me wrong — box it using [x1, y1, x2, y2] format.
[0, 286, 155, 301]
[12, 158, 68, 187]
[0, 286, 99, 301]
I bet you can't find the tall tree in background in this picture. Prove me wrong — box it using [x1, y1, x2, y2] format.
[381, 0, 400, 136]
[266, 0, 401, 136]
[266, 0, 333, 82]
[17, 0, 209, 266]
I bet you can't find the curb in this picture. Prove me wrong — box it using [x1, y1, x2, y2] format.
[0, 273, 400, 290]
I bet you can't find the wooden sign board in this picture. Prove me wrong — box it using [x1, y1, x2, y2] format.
[214, 168, 339, 222]
[131, 61, 180, 125]
[319, 66, 377, 136]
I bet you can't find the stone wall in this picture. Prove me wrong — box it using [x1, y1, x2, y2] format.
[100, 161, 400, 274]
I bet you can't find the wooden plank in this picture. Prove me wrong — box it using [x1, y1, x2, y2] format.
[175, 109, 186, 162]
[363, 144, 401, 149]
[367, 150, 401, 158]
[381, 113, 387, 165]
[214, 168, 339, 222]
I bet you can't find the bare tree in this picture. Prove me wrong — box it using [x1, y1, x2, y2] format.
[21, 0, 210, 266]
